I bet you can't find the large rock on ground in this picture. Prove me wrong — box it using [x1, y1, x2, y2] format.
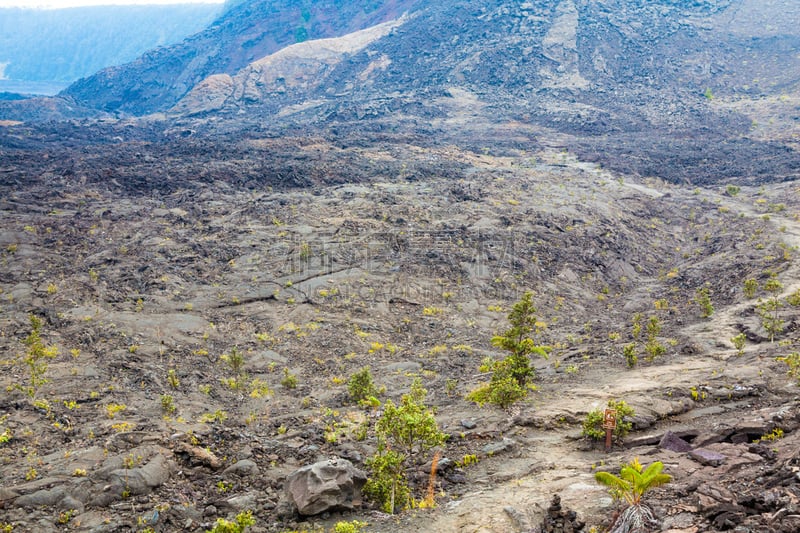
[285, 458, 367, 516]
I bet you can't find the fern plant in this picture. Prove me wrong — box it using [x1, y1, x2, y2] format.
[595, 458, 672, 533]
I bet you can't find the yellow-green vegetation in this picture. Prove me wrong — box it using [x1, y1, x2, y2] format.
[731, 332, 746, 355]
[206, 510, 255, 533]
[755, 427, 784, 443]
[14, 314, 58, 400]
[582, 399, 635, 442]
[167, 369, 180, 389]
[778, 352, 800, 384]
[199, 410, 228, 424]
[743, 278, 758, 298]
[0, 415, 11, 447]
[105, 403, 127, 419]
[467, 291, 549, 408]
[160, 394, 176, 414]
[422, 306, 443, 316]
[758, 274, 784, 342]
[457, 454, 479, 468]
[364, 379, 447, 514]
[690, 386, 707, 402]
[332, 520, 368, 533]
[280, 368, 298, 389]
[694, 286, 714, 318]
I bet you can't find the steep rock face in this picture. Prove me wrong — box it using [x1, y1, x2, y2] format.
[60, 0, 422, 115]
[172, 16, 407, 116]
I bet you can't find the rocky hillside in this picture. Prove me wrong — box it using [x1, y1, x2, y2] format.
[60, 0, 422, 115]
[37, 0, 798, 186]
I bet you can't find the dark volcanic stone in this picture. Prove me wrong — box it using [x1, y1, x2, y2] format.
[660, 430, 693, 453]
[690, 448, 727, 467]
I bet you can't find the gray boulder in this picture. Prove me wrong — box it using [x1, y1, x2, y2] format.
[690, 448, 727, 467]
[285, 458, 366, 516]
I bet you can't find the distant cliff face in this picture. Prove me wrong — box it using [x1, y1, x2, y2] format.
[0, 4, 221, 90]
[61, 0, 423, 115]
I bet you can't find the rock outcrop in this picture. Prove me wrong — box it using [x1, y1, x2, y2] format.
[284, 458, 367, 516]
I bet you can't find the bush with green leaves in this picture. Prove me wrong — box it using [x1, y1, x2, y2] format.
[363, 379, 446, 514]
[743, 278, 758, 299]
[582, 399, 635, 442]
[206, 510, 255, 533]
[467, 291, 549, 408]
[595, 458, 671, 533]
[280, 367, 298, 389]
[348, 366, 378, 403]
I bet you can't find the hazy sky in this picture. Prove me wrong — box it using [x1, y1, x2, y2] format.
[0, 0, 222, 7]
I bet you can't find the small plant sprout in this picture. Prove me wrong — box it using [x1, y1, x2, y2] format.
[731, 332, 746, 355]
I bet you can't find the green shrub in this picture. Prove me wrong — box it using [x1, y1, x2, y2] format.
[281, 368, 298, 389]
[582, 399, 635, 441]
[466, 373, 527, 409]
[779, 352, 800, 384]
[623, 343, 638, 368]
[348, 366, 378, 403]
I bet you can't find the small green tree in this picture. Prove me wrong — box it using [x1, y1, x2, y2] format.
[758, 274, 784, 342]
[467, 291, 549, 407]
[743, 278, 758, 299]
[643, 316, 665, 361]
[731, 332, 746, 356]
[15, 314, 58, 401]
[364, 379, 446, 514]
[623, 343, 638, 368]
[595, 458, 672, 533]
[694, 286, 714, 318]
